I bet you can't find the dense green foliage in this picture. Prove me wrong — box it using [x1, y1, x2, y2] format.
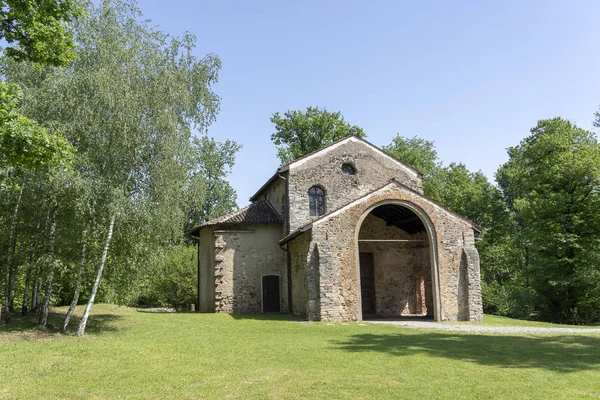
[270, 106, 365, 163]
[0, 82, 72, 172]
[1, 305, 599, 399]
[0, 0, 81, 174]
[0, 0, 237, 331]
[0, 0, 83, 66]
[386, 121, 600, 324]
[134, 245, 198, 310]
[497, 118, 600, 323]
[186, 136, 241, 231]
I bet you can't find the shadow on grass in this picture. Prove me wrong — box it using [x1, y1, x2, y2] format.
[331, 332, 600, 373]
[0, 309, 124, 338]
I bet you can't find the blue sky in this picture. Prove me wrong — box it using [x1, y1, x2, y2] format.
[141, 0, 600, 205]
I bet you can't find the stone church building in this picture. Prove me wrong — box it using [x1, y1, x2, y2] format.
[189, 137, 483, 322]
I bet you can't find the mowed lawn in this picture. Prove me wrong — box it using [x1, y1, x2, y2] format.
[1, 305, 600, 399]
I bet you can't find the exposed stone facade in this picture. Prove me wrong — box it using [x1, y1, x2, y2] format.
[358, 214, 433, 317]
[209, 225, 287, 313]
[287, 138, 423, 232]
[193, 137, 483, 323]
[297, 182, 482, 322]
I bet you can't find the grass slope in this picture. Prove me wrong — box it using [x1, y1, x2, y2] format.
[1, 305, 599, 399]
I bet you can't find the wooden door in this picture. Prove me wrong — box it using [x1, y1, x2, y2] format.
[359, 252, 375, 315]
[262, 275, 280, 312]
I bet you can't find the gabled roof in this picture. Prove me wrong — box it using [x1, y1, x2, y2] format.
[279, 179, 482, 245]
[249, 136, 424, 201]
[188, 200, 282, 236]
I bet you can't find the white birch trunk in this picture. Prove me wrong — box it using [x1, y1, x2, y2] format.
[77, 214, 116, 337]
[22, 256, 33, 315]
[32, 265, 41, 313]
[32, 211, 50, 314]
[40, 208, 58, 327]
[8, 265, 18, 314]
[61, 225, 89, 333]
[4, 189, 22, 323]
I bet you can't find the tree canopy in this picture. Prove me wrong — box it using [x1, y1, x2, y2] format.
[384, 120, 600, 324]
[0, 82, 72, 173]
[0, 0, 83, 67]
[0, 0, 236, 333]
[497, 118, 600, 323]
[270, 106, 365, 163]
[0, 0, 82, 175]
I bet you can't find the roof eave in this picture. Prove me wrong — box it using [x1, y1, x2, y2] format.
[279, 223, 313, 246]
[189, 220, 284, 237]
[248, 166, 288, 202]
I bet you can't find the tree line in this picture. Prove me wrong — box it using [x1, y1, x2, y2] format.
[272, 107, 600, 324]
[0, 0, 238, 335]
[2, 1, 598, 331]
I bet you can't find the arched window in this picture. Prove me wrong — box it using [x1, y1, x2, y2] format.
[342, 163, 356, 175]
[308, 186, 325, 217]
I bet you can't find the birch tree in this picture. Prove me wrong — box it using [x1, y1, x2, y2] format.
[2, 0, 221, 331]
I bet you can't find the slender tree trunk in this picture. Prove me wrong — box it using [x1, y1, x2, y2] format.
[40, 208, 58, 327]
[22, 250, 34, 315]
[32, 211, 50, 314]
[8, 244, 21, 313]
[22, 223, 39, 315]
[78, 214, 116, 337]
[4, 189, 22, 323]
[61, 224, 89, 333]
[32, 264, 41, 313]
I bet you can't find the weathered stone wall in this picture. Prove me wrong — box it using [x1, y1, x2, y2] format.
[358, 214, 432, 317]
[212, 224, 287, 313]
[288, 231, 311, 318]
[199, 227, 215, 312]
[303, 182, 482, 322]
[287, 138, 423, 232]
[256, 175, 286, 219]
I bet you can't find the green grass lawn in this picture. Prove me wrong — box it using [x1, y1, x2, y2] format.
[468, 314, 600, 328]
[1, 306, 600, 399]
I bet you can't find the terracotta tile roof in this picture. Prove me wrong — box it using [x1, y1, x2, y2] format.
[194, 200, 282, 231]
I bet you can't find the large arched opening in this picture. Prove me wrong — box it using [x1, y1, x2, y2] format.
[355, 201, 440, 321]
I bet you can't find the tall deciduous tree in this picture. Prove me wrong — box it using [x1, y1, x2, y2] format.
[270, 106, 365, 163]
[65, 0, 220, 336]
[2, 0, 221, 333]
[383, 133, 526, 316]
[186, 136, 240, 230]
[497, 118, 600, 323]
[383, 134, 444, 201]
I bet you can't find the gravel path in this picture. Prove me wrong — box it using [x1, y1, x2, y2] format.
[367, 320, 600, 334]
